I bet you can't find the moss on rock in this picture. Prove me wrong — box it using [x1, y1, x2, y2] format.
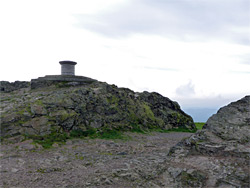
[0, 78, 195, 141]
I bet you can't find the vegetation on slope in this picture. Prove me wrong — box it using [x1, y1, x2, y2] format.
[1, 80, 197, 148]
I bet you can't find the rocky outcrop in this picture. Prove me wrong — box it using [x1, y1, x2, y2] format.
[0, 79, 195, 140]
[166, 96, 250, 187]
[0, 81, 30, 92]
[204, 96, 250, 143]
[1, 77, 249, 187]
[139, 91, 195, 130]
[30, 75, 97, 89]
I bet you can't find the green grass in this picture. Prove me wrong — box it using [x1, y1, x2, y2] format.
[97, 129, 127, 140]
[195, 122, 205, 130]
[27, 123, 203, 149]
[29, 128, 129, 149]
[70, 128, 97, 138]
[26, 131, 69, 149]
[130, 124, 147, 134]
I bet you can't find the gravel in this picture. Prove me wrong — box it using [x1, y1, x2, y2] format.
[0, 132, 192, 188]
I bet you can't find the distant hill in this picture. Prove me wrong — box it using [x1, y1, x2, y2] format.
[183, 108, 218, 122]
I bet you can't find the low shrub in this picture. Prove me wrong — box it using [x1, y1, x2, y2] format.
[195, 122, 205, 130]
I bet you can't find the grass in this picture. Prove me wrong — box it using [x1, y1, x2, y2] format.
[29, 128, 129, 149]
[130, 124, 147, 134]
[26, 131, 69, 149]
[27, 122, 205, 149]
[97, 129, 128, 140]
[195, 122, 205, 130]
[70, 128, 97, 138]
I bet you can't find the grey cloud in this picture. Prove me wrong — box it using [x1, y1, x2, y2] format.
[176, 81, 195, 97]
[175, 95, 233, 109]
[143, 66, 179, 72]
[230, 71, 250, 74]
[74, 0, 250, 44]
[238, 54, 250, 65]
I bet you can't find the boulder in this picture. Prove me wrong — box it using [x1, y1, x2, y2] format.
[167, 96, 250, 187]
[204, 95, 250, 143]
[0, 81, 30, 92]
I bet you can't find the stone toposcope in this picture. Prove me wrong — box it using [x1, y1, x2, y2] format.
[30, 60, 97, 89]
[59, 61, 77, 76]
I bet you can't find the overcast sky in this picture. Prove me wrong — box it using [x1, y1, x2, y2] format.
[1, 0, 250, 112]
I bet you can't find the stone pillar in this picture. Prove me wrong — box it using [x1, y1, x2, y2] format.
[59, 61, 77, 75]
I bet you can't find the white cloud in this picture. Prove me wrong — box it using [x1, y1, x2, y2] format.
[74, 0, 250, 44]
[176, 81, 195, 97]
[0, 0, 249, 111]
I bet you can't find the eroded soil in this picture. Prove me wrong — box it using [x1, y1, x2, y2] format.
[0, 132, 193, 188]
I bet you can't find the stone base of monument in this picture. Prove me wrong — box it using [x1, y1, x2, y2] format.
[31, 75, 97, 89]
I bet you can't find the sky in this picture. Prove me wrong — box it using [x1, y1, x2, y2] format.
[1, 0, 250, 121]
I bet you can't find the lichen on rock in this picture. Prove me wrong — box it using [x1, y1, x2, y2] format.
[0, 78, 195, 140]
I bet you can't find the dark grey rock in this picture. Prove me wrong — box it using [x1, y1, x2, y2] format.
[0, 77, 195, 139]
[30, 75, 96, 89]
[139, 91, 195, 130]
[204, 95, 250, 143]
[168, 95, 250, 187]
[0, 81, 30, 93]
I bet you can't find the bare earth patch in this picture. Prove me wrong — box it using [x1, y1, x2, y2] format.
[0, 132, 192, 188]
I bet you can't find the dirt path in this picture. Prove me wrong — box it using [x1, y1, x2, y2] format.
[0, 132, 193, 188]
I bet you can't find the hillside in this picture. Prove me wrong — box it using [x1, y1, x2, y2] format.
[0, 79, 249, 187]
[0, 79, 195, 143]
